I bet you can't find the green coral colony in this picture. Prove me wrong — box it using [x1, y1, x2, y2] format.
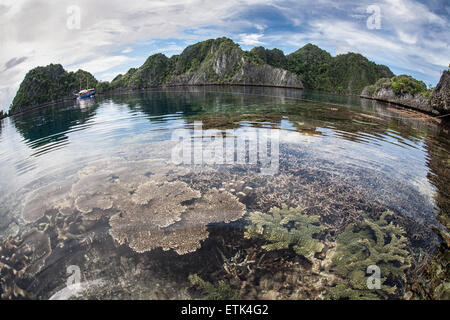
[244, 206, 324, 259]
[243, 208, 414, 300]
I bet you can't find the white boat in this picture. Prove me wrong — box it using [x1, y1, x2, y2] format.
[76, 78, 96, 99]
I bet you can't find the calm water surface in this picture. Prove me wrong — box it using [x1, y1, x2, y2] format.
[0, 86, 448, 299]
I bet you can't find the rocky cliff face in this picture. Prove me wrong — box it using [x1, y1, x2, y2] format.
[108, 38, 303, 90]
[158, 38, 303, 88]
[362, 86, 433, 113]
[361, 75, 434, 114]
[430, 70, 450, 115]
[232, 59, 302, 87]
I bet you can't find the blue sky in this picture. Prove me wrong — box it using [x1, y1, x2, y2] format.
[0, 0, 449, 111]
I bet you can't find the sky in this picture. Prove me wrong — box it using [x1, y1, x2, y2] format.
[0, 0, 449, 112]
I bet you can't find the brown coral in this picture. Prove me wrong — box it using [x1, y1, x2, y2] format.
[109, 181, 202, 252]
[0, 236, 31, 299]
[109, 184, 246, 255]
[75, 194, 113, 214]
[119, 225, 209, 255]
[184, 189, 246, 226]
[22, 179, 75, 222]
[0, 229, 51, 299]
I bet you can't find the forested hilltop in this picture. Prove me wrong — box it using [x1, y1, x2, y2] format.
[11, 65, 97, 113]
[10, 37, 395, 113]
[252, 43, 393, 94]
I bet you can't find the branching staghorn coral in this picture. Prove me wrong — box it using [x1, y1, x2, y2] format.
[244, 205, 324, 259]
[328, 211, 411, 299]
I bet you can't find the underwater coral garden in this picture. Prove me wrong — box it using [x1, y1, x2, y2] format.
[0, 138, 448, 300]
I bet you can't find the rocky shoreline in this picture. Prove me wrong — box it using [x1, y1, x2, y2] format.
[3, 70, 449, 120]
[360, 88, 434, 114]
[361, 71, 450, 117]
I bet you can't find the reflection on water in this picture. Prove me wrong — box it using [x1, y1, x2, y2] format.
[0, 86, 448, 300]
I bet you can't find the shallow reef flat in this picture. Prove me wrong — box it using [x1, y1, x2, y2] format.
[0, 142, 446, 300]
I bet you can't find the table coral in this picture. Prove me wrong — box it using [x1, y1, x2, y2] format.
[109, 185, 246, 255]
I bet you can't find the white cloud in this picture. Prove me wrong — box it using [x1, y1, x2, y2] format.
[254, 23, 266, 32]
[239, 33, 265, 46]
[68, 56, 134, 74]
[121, 47, 133, 54]
[97, 71, 126, 82]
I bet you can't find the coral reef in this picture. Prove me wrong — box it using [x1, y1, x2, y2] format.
[188, 274, 239, 300]
[0, 229, 51, 299]
[245, 206, 324, 259]
[114, 180, 201, 229]
[410, 240, 450, 300]
[109, 181, 202, 253]
[20, 229, 52, 275]
[109, 184, 246, 254]
[184, 188, 246, 226]
[0, 236, 32, 299]
[8, 140, 441, 300]
[328, 211, 411, 299]
[211, 242, 340, 300]
[22, 179, 76, 222]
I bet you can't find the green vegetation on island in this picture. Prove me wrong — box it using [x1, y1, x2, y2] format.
[361, 74, 438, 114]
[250, 46, 287, 69]
[10, 64, 97, 113]
[9, 37, 398, 112]
[363, 75, 433, 99]
[251, 43, 394, 94]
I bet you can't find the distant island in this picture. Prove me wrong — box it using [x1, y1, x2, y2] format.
[7, 37, 449, 116]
